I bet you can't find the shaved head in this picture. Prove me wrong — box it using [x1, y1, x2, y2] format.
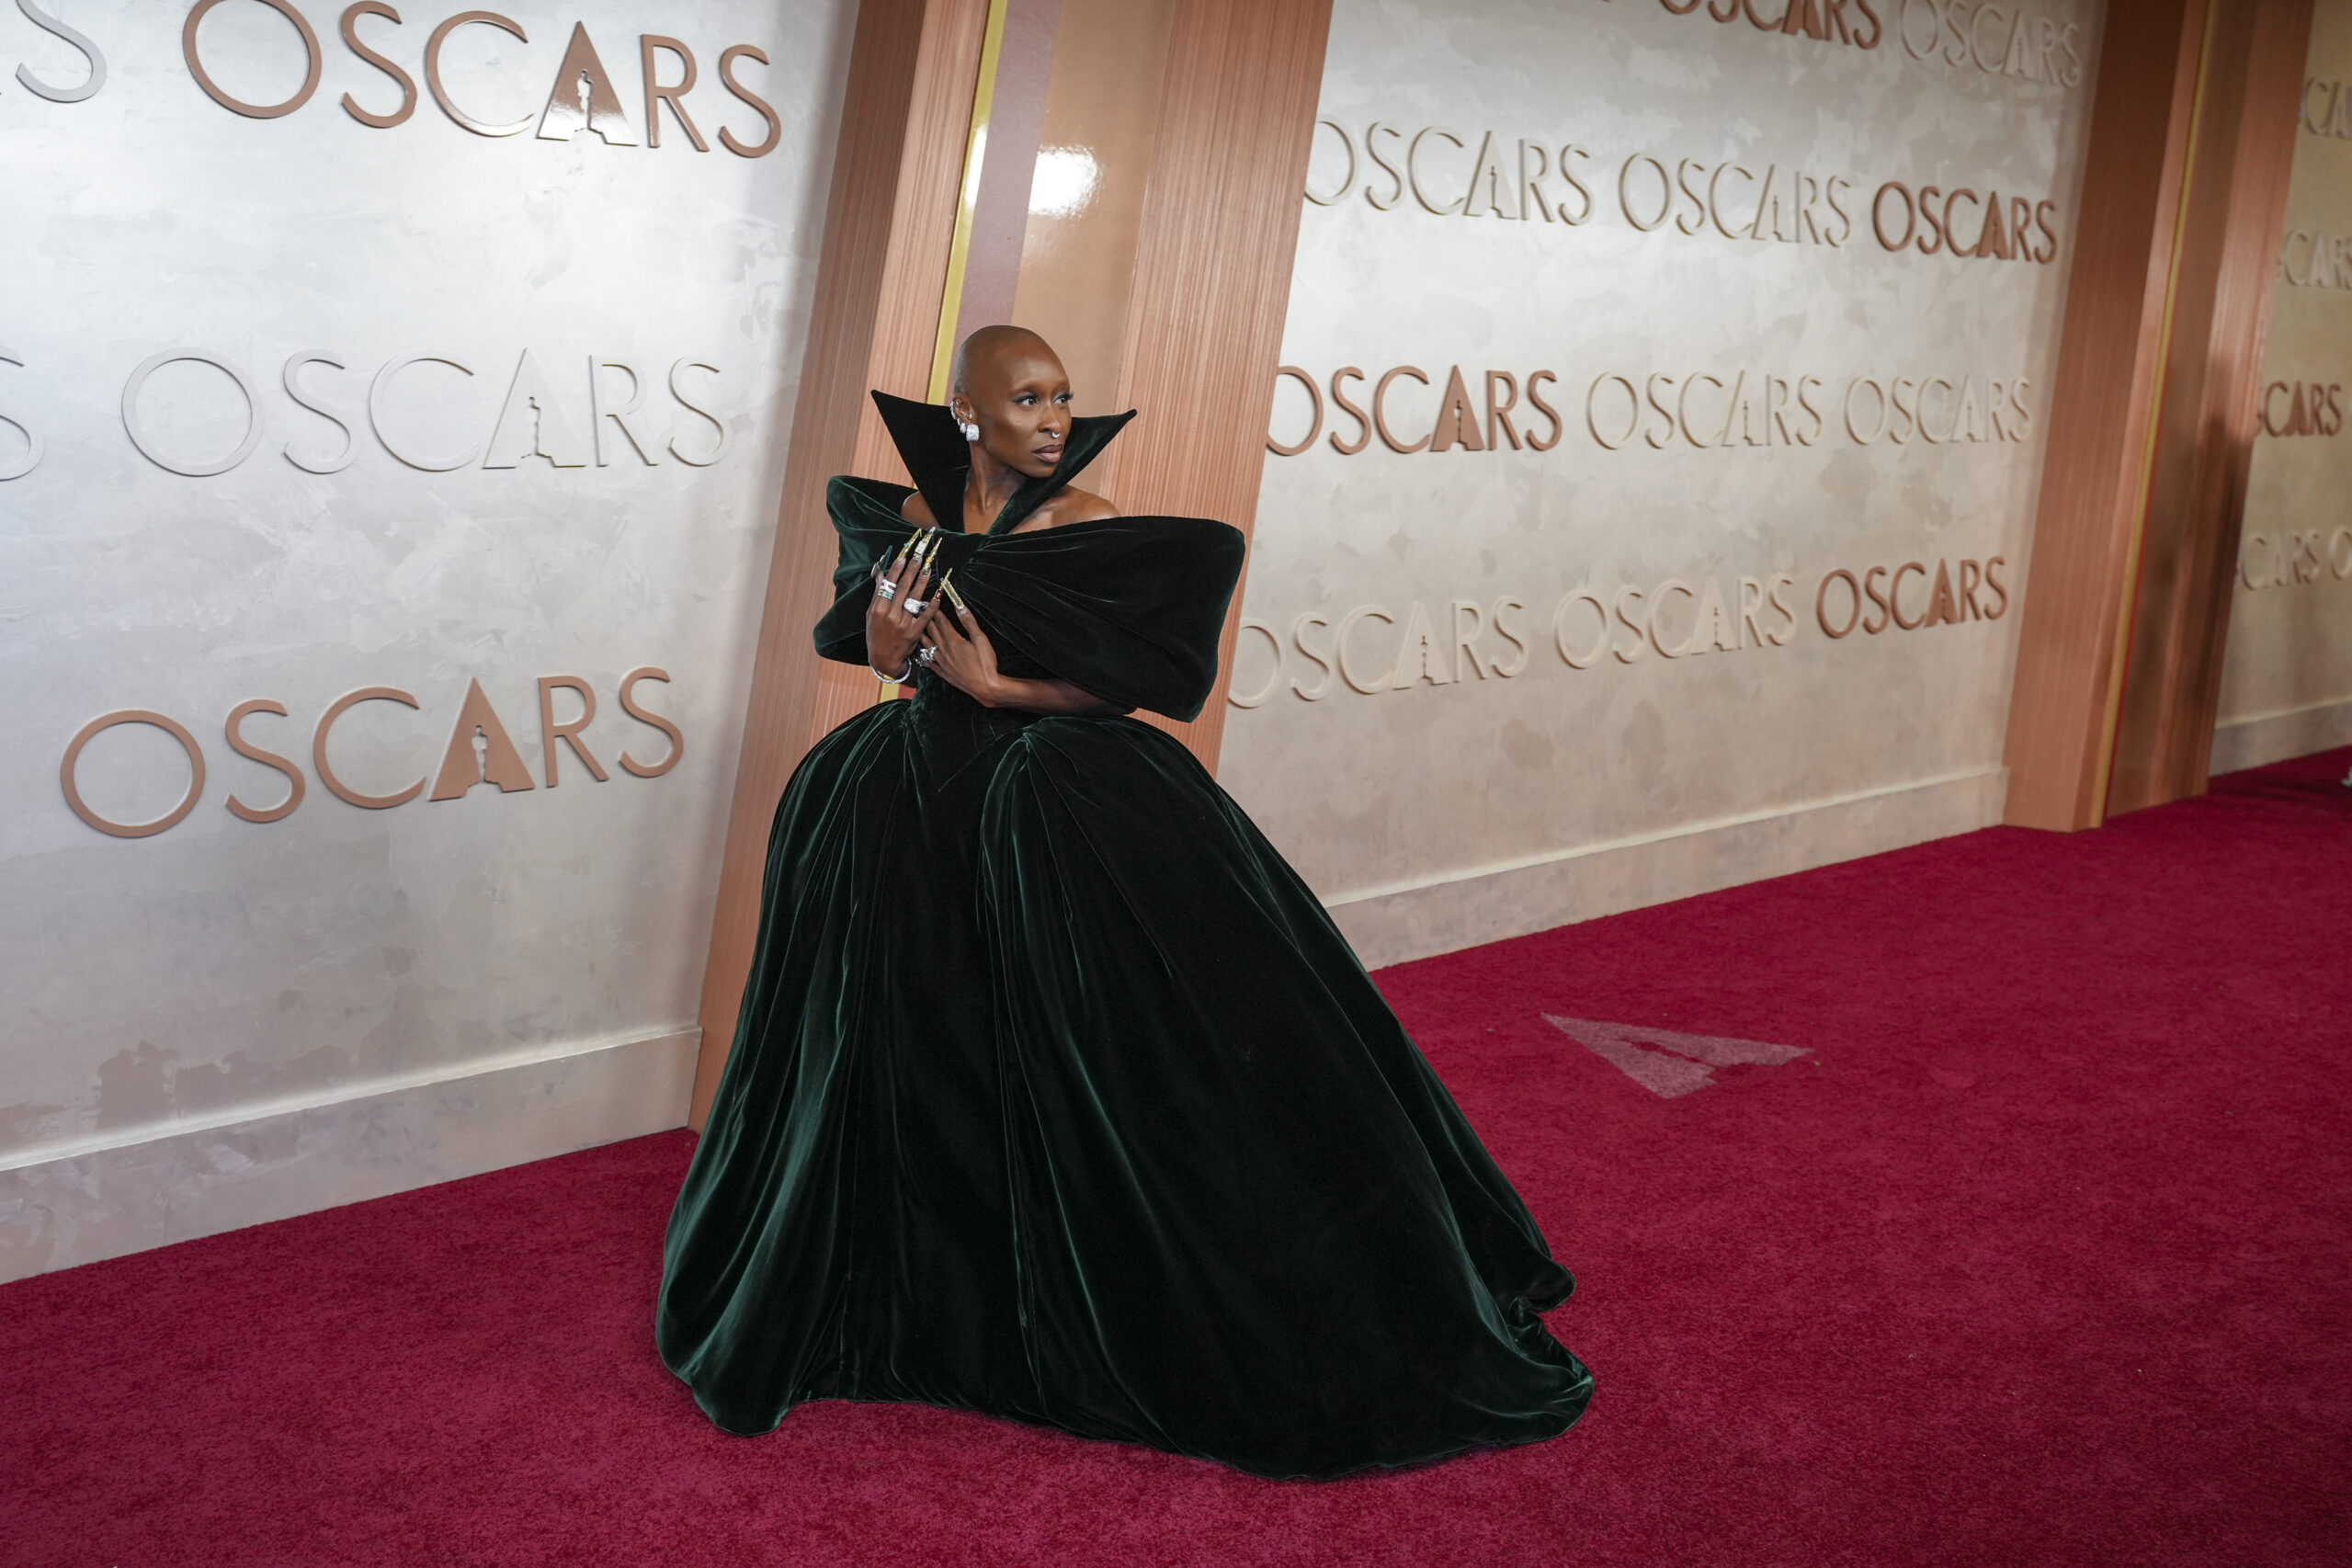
[951, 324, 1058, 394]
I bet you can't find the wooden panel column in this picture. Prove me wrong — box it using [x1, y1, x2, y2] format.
[688, 0, 990, 1128]
[2004, 0, 2313, 829]
[1089, 0, 1335, 768]
[2106, 0, 2312, 814]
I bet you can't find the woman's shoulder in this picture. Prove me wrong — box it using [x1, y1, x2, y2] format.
[1006, 485, 1118, 534]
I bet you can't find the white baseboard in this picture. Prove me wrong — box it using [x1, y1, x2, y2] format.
[0, 1028, 699, 1285]
[2211, 697, 2352, 776]
[1334, 768, 2010, 970]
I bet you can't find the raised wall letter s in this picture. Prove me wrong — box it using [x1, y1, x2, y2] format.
[225, 699, 307, 824]
[0, 345, 40, 481]
[618, 667, 684, 777]
[16, 0, 107, 102]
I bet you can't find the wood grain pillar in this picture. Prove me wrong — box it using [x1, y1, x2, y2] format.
[2003, 0, 2313, 830]
[1087, 0, 1335, 767]
[687, 0, 990, 1129]
[2105, 0, 2312, 815]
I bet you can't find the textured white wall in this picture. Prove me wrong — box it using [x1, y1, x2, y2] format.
[0, 0, 849, 1276]
[1218, 0, 2103, 961]
[2216, 0, 2352, 775]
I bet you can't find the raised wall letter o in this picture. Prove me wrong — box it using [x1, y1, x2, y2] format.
[183, 0, 323, 119]
[425, 10, 531, 136]
[1304, 119, 1358, 206]
[1266, 367, 1324, 457]
[61, 710, 207, 838]
[1226, 619, 1284, 708]
[122, 350, 265, 476]
[1552, 591, 1609, 669]
[1897, 0, 1944, 59]
[314, 687, 427, 808]
[1843, 377, 1889, 444]
[1619, 153, 1673, 232]
[1816, 569, 1862, 639]
[1585, 374, 1640, 450]
[1871, 182, 1916, 252]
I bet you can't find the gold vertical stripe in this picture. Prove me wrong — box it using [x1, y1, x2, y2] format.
[927, 0, 1013, 402]
[881, 0, 1009, 703]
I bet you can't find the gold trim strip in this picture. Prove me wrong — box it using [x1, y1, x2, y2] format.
[885, 0, 1009, 704]
[926, 0, 1012, 403]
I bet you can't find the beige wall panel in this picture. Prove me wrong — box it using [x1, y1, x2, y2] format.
[0, 0, 854, 1272]
[1220, 0, 2103, 960]
[2217, 0, 2352, 771]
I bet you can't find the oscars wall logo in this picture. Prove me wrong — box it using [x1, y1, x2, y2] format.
[1228, 572, 1804, 707]
[1636, 0, 1886, 51]
[1267, 363, 2035, 455]
[2240, 529, 2352, 590]
[1303, 122, 2062, 264]
[1891, 0, 2085, 85]
[1814, 558, 2008, 637]
[59, 668, 683, 839]
[2256, 382, 2344, 437]
[2277, 233, 2352, 290]
[0, 345, 727, 481]
[2302, 76, 2352, 140]
[178, 2, 782, 154]
[0, 2, 783, 157]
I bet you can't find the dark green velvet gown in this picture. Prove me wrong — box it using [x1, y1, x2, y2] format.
[656, 395, 1593, 1479]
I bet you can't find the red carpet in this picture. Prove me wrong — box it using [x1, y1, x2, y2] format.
[7, 749, 2349, 1567]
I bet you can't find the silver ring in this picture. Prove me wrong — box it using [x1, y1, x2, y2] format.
[903, 598, 929, 615]
[916, 646, 937, 665]
[876, 579, 897, 600]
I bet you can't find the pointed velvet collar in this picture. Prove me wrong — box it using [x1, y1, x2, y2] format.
[870, 391, 1135, 535]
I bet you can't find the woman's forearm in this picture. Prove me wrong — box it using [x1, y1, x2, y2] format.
[980, 676, 1129, 716]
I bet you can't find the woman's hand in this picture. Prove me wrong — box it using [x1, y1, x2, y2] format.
[921, 601, 1132, 716]
[918, 598, 1004, 705]
[865, 545, 940, 679]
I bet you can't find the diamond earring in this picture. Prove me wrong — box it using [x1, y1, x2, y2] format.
[958, 418, 979, 441]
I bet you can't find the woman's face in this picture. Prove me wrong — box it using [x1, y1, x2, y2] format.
[956, 343, 1074, 479]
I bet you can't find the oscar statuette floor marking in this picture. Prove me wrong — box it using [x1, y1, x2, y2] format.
[1540, 1015, 1811, 1099]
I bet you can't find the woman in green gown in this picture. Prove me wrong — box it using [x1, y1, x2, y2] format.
[656, 327, 1592, 1479]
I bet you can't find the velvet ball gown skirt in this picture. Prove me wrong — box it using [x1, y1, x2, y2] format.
[654, 393, 1592, 1479]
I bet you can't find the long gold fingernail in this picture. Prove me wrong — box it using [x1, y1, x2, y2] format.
[940, 573, 969, 615]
